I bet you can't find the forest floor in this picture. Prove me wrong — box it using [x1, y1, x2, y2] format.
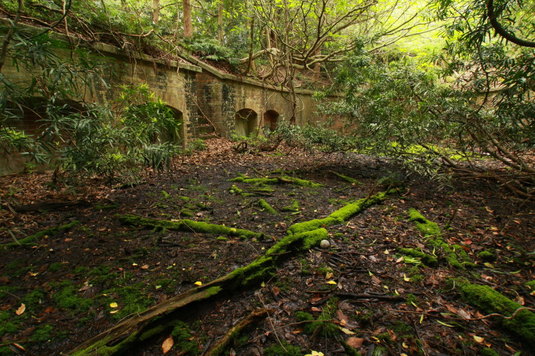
[0, 138, 534, 356]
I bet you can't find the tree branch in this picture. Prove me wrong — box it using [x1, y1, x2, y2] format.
[486, 0, 535, 48]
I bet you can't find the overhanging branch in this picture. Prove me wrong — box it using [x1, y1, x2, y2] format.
[486, 0, 535, 48]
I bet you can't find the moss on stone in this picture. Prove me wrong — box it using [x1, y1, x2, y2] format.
[258, 199, 278, 214]
[398, 248, 438, 267]
[0, 220, 79, 249]
[118, 214, 263, 240]
[454, 278, 535, 346]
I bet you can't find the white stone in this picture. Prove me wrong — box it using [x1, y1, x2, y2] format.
[320, 239, 330, 248]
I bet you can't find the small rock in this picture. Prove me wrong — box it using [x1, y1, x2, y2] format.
[320, 239, 330, 248]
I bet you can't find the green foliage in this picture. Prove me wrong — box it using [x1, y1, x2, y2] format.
[52, 280, 92, 313]
[264, 342, 302, 356]
[184, 37, 237, 64]
[170, 321, 199, 355]
[269, 121, 357, 153]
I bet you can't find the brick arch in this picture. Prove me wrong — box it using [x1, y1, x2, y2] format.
[234, 108, 258, 137]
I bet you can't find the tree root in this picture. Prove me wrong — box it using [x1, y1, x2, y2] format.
[204, 308, 271, 356]
[0, 220, 79, 249]
[70, 189, 397, 355]
[231, 174, 322, 187]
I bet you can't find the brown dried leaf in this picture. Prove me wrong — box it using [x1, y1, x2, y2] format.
[15, 303, 26, 316]
[162, 336, 174, 354]
[346, 337, 364, 348]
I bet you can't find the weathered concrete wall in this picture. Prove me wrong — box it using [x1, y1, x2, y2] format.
[0, 23, 325, 174]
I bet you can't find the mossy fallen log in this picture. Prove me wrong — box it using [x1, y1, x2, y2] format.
[0, 220, 79, 249]
[231, 174, 321, 187]
[118, 214, 263, 240]
[258, 199, 278, 214]
[205, 308, 270, 356]
[71, 189, 395, 355]
[408, 209, 475, 269]
[70, 227, 328, 356]
[453, 278, 535, 346]
[288, 189, 398, 234]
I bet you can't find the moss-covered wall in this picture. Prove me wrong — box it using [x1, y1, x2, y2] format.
[0, 22, 324, 173]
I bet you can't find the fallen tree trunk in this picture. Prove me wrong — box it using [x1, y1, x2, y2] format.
[70, 190, 396, 355]
[204, 308, 271, 356]
[118, 214, 264, 240]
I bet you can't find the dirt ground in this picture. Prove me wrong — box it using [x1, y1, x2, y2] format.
[1, 138, 534, 356]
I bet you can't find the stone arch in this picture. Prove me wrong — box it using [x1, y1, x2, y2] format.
[162, 105, 184, 144]
[263, 110, 279, 131]
[3, 97, 85, 136]
[234, 108, 258, 137]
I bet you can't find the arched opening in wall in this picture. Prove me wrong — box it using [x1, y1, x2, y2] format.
[2, 97, 85, 137]
[123, 103, 184, 145]
[263, 110, 279, 132]
[234, 108, 258, 137]
[0, 97, 86, 175]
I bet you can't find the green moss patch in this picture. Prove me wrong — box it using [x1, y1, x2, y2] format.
[454, 278, 535, 346]
[478, 250, 497, 262]
[408, 209, 475, 269]
[0, 220, 79, 249]
[281, 200, 300, 212]
[398, 248, 438, 267]
[170, 321, 199, 355]
[53, 280, 93, 314]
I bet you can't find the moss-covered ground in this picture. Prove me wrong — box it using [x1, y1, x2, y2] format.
[0, 138, 533, 355]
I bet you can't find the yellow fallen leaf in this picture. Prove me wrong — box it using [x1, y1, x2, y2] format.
[194, 281, 203, 286]
[326, 280, 337, 285]
[403, 273, 411, 282]
[109, 302, 118, 308]
[162, 335, 174, 354]
[339, 327, 355, 335]
[109, 310, 119, 314]
[473, 335, 485, 343]
[141, 264, 149, 270]
[325, 272, 334, 279]
[15, 303, 26, 316]
[304, 351, 324, 356]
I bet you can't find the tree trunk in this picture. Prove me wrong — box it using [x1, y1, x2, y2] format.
[217, 2, 224, 42]
[183, 0, 193, 38]
[152, 0, 160, 24]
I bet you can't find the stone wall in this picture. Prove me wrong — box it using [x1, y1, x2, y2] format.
[0, 23, 325, 174]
